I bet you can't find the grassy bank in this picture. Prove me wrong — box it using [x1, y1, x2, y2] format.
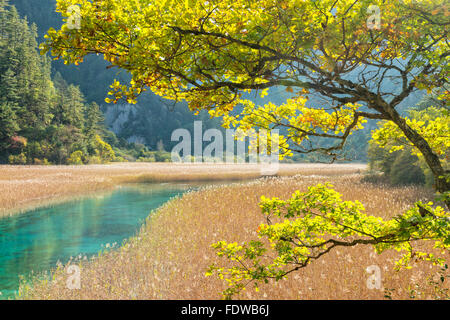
[0, 163, 365, 217]
[18, 170, 448, 300]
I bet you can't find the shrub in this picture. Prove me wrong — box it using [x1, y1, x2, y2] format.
[94, 135, 115, 163]
[86, 155, 103, 164]
[137, 156, 156, 162]
[10, 136, 27, 150]
[368, 142, 427, 186]
[8, 153, 27, 165]
[111, 156, 128, 162]
[154, 151, 172, 162]
[67, 150, 85, 165]
[33, 158, 51, 165]
[25, 142, 45, 161]
[390, 151, 425, 186]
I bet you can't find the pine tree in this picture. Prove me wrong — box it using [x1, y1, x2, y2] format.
[52, 73, 85, 129]
[0, 101, 19, 154]
[0, 4, 53, 130]
[0, 67, 19, 103]
[84, 102, 104, 155]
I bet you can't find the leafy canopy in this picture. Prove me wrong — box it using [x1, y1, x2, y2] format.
[41, 0, 448, 165]
[41, 0, 448, 105]
[372, 106, 450, 160]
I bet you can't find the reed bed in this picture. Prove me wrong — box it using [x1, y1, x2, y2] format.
[0, 163, 365, 217]
[17, 171, 449, 300]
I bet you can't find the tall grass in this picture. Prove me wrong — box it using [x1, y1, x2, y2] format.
[0, 163, 365, 217]
[17, 171, 449, 300]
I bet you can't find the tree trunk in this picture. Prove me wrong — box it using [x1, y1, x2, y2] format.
[386, 106, 449, 208]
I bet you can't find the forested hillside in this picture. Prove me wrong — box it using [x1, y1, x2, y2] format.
[0, 1, 140, 164]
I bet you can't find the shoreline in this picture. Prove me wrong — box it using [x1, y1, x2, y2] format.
[0, 163, 366, 217]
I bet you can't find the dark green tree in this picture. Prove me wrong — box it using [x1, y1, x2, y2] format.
[390, 149, 426, 186]
[0, 3, 54, 131]
[52, 73, 85, 128]
[0, 102, 19, 155]
[83, 102, 103, 154]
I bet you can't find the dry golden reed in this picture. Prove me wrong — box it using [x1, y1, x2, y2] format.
[15, 164, 449, 300]
[0, 163, 364, 217]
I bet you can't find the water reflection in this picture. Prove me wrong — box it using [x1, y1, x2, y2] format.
[0, 183, 193, 299]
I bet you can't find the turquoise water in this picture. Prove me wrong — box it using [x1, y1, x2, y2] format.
[0, 183, 193, 299]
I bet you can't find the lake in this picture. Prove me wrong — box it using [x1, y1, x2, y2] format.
[0, 183, 197, 299]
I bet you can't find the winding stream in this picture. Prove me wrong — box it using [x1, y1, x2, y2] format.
[0, 183, 197, 299]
